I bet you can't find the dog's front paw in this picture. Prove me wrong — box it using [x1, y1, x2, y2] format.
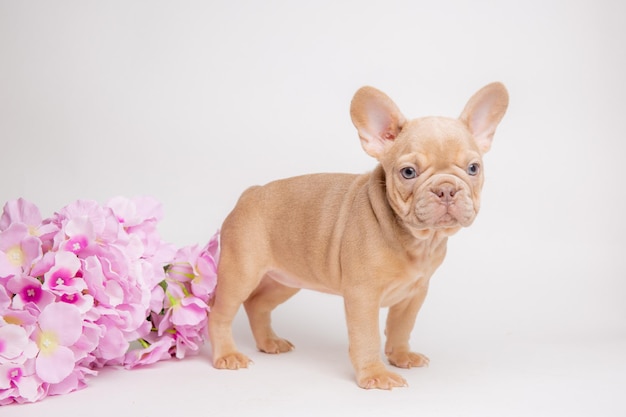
[357, 366, 408, 390]
[387, 351, 430, 369]
[257, 337, 294, 354]
[213, 352, 252, 370]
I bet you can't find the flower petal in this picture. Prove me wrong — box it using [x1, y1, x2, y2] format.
[124, 335, 174, 369]
[96, 325, 127, 361]
[171, 299, 208, 327]
[0, 254, 19, 279]
[104, 280, 124, 306]
[16, 374, 44, 402]
[53, 251, 81, 276]
[0, 199, 43, 231]
[35, 345, 75, 383]
[19, 236, 43, 272]
[0, 364, 15, 389]
[149, 284, 165, 314]
[38, 303, 82, 346]
[47, 368, 89, 396]
[0, 223, 28, 252]
[64, 217, 95, 245]
[0, 285, 10, 309]
[0, 324, 29, 360]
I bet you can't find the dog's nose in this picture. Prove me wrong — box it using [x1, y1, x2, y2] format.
[432, 184, 457, 203]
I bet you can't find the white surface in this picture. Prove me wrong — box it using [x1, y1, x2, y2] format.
[1, 1, 625, 416]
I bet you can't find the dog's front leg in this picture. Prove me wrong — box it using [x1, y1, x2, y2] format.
[384, 285, 430, 369]
[343, 292, 407, 389]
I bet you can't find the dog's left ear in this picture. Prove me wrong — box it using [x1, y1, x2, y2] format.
[460, 82, 509, 154]
[350, 86, 407, 159]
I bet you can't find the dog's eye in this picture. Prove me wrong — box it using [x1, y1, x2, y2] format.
[467, 163, 480, 176]
[400, 167, 418, 179]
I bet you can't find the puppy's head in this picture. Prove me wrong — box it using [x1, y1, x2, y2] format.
[350, 83, 508, 238]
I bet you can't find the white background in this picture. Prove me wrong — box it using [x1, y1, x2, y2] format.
[1, 1, 625, 416]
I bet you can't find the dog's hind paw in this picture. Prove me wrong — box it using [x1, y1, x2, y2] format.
[213, 352, 252, 370]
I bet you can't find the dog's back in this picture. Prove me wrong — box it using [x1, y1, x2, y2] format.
[219, 172, 366, 293]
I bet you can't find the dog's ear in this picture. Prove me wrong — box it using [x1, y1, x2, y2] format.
[350, 86, 406, 159]
[460, 82, 509, 154]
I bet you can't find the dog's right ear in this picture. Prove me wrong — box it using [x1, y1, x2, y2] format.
[350, 86, 406, 159]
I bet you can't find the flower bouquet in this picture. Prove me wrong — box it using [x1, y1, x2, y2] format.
[0, 197, 218, 404]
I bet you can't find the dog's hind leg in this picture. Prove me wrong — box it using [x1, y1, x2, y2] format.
[244, 275, 300, 354]
[208, 245, 264, 370]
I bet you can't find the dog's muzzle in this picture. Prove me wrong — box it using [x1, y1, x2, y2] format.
[415, 175, 476, 228]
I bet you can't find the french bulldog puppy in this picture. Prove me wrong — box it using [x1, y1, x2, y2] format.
[209, 83, 509, 389]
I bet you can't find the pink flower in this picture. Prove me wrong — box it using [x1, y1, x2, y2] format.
[42, 251, 85, 296]
[0, 361, 43, 404]
[0, 198, 57, 239]
[46, 365, 94, 397]
[0, 324, 31, 363]
[33, 303, 83, 384]
[153, 280, 209, 359]
[149, 283, 165, 314]
[123, 335, 174, 369]
[81, 256, 120, 306]
[90, 317, 128, 364]
[166, 255, 194, 283]
[71, 321, 101, 366]
[0, 199, 42, 232]
[106, 196, 175, 264]
[0, 223, 42, 279]
[113, 303, 152, 340]
[1, 304, 38, 335]
[29, 251, 55, 279]
[172, 325, 206, 359]
[52, 200, 120, 255]
[64, 235, 89, 255]
[7, 275, 55, 311]
[57, 200, 119, 240]
[167, 234, 219, 301]
[160, 283, 208, 330]
[60, 216, 95, 256]
[172, 296, 208, 328]
[193, 236, 219, 299]
[0, 196, 222, 404]
[59, 291, 94, 314]
[106, 196, 163, 228]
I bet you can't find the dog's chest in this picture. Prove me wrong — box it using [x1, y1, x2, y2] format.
[379, 240, 447, 307]
[380, 278, 427, 307]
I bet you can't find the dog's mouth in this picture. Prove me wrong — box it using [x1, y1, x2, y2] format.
[434, 211, 458, 227]
[413, 189, 477, 229]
